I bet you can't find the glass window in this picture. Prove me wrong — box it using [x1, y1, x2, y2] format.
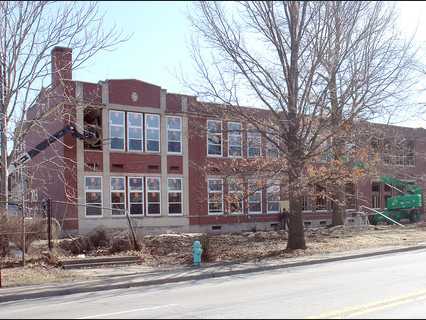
[167, 116, 182, 154]
[248, 180, 262, 213]
[228, 122, 242, 157]
[315, 185, 327, 211]
[266, 129, 279, 158]
[146, 177, 161, 215]
[207, 120, 222, 156]
[85, 176, 102, 216]
[247, 127, 261, 158]
[168, 177, 183, 215]
[110, 110, 125, 150]
[145, 114, 160, 152]
[228, 178, 243, 214]
[128, 177, 144, 215]
[302, 195, 311, 211]
[127, 112, 143, 152]
[267, 180, 280, 213]
[111, 177, 125, 215]
[208, 178, 223, 214]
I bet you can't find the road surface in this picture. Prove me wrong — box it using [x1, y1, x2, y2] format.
[2, 249, 426, 319]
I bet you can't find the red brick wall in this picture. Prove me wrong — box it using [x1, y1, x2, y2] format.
[108, 79, 161, 108]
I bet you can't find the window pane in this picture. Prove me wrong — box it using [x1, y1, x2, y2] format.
[129, 127, 142, 139]
[111, 178, 125, 190]
[208, 135, 221, 145]
[169, 203, 182, 214]
[147, 115, 160, 128]
[111, 192, 125, 203]
[148, 192, 160, 202]
[168, 178, 182, 191]
[168, 142, 181, 153]
[130, 204, 143, 215]
[147, 140, 159, 152]
[111, 138, 124, 150]
[268, 203, 279, 212]
[209, 203, 222, 212]
[147, 178, 160, 191]
[249, 203, 261, 212]
[208, 121, 221, 133]
[167, 117, 181, 130]
[111, 125, 124, 138]
[86, 205, 102, 216]
[128, 113, 142, 126]
[169, 192, 182, 203]
[130, 192, 143, 203]
[208, 180, 222, 191]
[148, 203, 160, 214]
[168, 130, 181, 141]
[86, 192, 101, 203]
[129, 178, 143, 190]
[228, 122, 240, 132]
[85, 177, 101, 190]
[229, 146, 242, 156]
[110, 111, 124, 125]
[129, 139, 142, 151]
[112, 203, 125, 215]
[208, 145, 221, 155]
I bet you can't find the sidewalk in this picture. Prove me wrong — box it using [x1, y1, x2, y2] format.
[1, 244, 426, 303]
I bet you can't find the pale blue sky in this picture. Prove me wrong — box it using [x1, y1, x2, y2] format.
[73, 1, 426, 127]
[75, 1, 193, 94]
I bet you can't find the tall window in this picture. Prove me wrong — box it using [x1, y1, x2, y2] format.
[146, 177, 161, 215]
[267, 180, 280, 213]
[168, 177, 183, 215]
[145, 114, 160, 152]
[345, 183, 356, 210]
[127, 112, 143, 152]
[128, 177, 144, 215]
[167, 116, 182, 154]
[111, 177, 125, 215]
[228, 122, 242, 157]
[266, 130, 279, 158]
[207, 120, 222, 156]
[228, 178, 243, 214]
[208, 178, 223, 214]
[315, 185, 327, 211]
[248, 180, 262, 214]
[372, 181, 381, 209]
[302, 195, 311, 211]
[110, 110, 125, 150]
[85, 176, 102, 216]
[247, 127, 261, 158]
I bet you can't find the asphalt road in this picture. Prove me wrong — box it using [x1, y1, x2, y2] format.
[2, 250, 426, 319]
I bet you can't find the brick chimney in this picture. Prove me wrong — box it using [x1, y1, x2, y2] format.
[51, 47, 72, 85]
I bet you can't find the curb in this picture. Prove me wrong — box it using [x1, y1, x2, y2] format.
[2, 245, 426, 303]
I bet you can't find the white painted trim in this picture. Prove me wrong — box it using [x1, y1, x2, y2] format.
[145, 113, 161, 153]
[167, 177, 184, 216]
[166, 116, 183, 155]
[146, 176, 161, 216]
[84, 176, 103, 218]
[207, 177, 224, 215]
[126, 112, 144, 152]
[110, 176, 126, 216]
[128, 176, 144, 216]
[109, 110, 126, 151]
[207, 119, 223, 157]
[227, 121, 243, 159]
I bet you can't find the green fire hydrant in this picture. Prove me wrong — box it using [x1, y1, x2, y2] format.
[192, 240, 203, 267]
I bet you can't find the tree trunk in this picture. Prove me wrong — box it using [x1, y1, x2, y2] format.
[0, 113, 7, 212]
[331, 187, 345, 226]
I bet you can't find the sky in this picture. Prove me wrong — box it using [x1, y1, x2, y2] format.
[73, 1, 426, 128]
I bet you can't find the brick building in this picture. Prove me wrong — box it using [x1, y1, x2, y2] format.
[23, 47, 426, 235]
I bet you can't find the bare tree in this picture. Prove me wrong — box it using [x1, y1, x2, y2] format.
[187, 1, 418, 250]
[0, 1, 128, 211]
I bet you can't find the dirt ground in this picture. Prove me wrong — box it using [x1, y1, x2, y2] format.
[3, 223, 426, 287]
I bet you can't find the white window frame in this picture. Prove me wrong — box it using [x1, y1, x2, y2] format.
[248, 179, 262, 214]
[266, 130, 280, 158]
[228, 122, 242, 158]
[84, 176, 103, 217]
[267, 180, 280, 214]
[109, 110, 125, 151]
[228, 178, 244, 214]
[146, 176, 161, 216]
[111, 176, 126, 216]
[207, 120, 222, 157]
[167, 177, 183, 216]
[167, 116, 182, 155]
[145, 114, 161, 153]
[128, 176, 144, 216]
[127, 112, 144, 152]
[247, 128, 262, 158]
[208, 178, 223, 215]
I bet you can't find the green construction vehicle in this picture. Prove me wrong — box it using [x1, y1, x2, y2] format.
[371, 176, 423, 225]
